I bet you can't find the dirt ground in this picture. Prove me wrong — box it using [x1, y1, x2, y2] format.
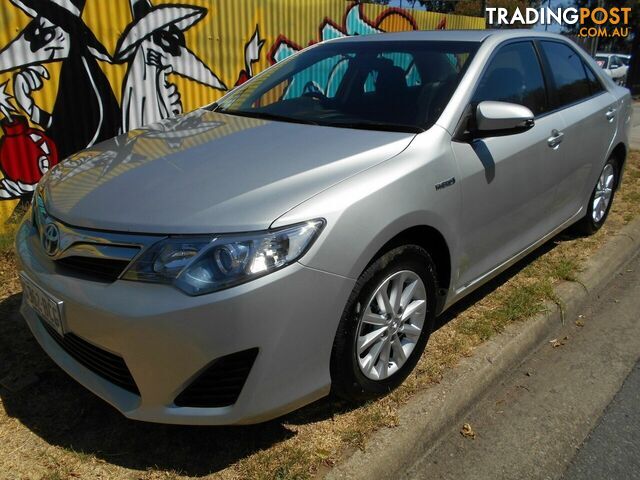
[0, 151, 639, 480]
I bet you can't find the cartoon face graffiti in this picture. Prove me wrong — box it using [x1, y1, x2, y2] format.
[115, 0, 228, 132]
[1, 15, 71, 68]
[0, 0, 120, 200]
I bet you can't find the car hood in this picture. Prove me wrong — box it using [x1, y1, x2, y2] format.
[42, 110, 414, 234]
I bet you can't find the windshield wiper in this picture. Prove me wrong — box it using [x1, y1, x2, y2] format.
[212, 108, 422, 133]
[216, 109, 319, 126]
[327, 121, 425, 134]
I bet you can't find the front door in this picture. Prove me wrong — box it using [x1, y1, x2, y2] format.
[452, 40, 563, 291]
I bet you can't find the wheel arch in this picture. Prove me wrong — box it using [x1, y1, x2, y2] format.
[610, 142, 627, 190]
[366, 225, 452, 298]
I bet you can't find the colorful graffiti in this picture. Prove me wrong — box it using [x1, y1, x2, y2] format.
[0, 0, 120, 202]
[0, 0, 484, 228]
[269, 3, 419, 64]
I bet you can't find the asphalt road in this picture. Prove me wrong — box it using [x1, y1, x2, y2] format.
[562, 360, 640, 480]
[405, 253, 640, 480]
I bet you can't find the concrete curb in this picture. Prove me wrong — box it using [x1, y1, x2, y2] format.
[326, 218, 640, 480]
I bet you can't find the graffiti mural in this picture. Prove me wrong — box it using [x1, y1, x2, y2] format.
[235, 26, 266, 87]
[0, 0, 484, 228]
[269, 3, 420, 64]
[0, 0, 119, 202]
[115, 0, 227, 132]
[267, 4, 435, 101]
[0, 80, 58, 200]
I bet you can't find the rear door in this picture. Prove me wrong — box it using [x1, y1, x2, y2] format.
[452, 40, 565, 290]
[537, 41, 618, 223]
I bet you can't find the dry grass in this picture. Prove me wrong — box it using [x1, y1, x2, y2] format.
[0, 151, 639, 480]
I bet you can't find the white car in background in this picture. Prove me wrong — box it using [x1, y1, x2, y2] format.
[595, 53, 629, 85]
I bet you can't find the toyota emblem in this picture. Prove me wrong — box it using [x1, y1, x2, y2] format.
[42, 223, 60, 257]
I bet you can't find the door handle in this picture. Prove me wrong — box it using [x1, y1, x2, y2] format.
[547, 130, 564, 149]
[606, 108, 617, 122]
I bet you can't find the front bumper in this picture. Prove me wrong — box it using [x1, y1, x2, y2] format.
[16, 220, 355, 425]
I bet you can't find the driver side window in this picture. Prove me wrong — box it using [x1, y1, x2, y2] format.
[472, 41, 548, 116]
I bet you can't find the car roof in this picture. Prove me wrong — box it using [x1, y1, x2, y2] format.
[328, 29, 570, 44]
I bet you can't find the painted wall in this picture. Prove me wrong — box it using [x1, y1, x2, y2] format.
[0, 0, 484, 230]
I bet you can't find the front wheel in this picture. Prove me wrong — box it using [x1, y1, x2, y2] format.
[572, 158, 619, 236]
[330, 245, 438, 401]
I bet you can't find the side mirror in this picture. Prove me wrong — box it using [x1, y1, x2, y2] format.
[475, 101, 535, 136]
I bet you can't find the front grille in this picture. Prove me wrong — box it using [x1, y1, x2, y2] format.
[40, 319, 140, 395]
[174, 348, 259, 408]
[55, 256, 131, 282]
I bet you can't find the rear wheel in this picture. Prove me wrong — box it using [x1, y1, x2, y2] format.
[330, 245, 438, 400]
[572, 157, 619, 236]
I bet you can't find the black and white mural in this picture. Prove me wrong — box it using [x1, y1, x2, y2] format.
[0, 0, 229, 204]
[114, 0, 227, 131]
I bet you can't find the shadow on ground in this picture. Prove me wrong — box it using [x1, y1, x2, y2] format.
[0, 233, 568, 476]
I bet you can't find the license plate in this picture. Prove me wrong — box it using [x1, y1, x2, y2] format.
[20, 273, 65, 336]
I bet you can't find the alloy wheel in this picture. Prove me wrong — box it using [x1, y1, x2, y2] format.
[592, 163, 615, 223]
[355, 270, 427, 380]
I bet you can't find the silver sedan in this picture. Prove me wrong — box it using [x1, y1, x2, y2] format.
[16, 30, 632, 424]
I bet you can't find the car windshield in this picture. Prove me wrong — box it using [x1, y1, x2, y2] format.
[213, 40, 479, 133]
[595, 56, 608, 68]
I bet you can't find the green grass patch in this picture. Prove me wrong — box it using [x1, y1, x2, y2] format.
[456, 276, 555, 341]
[546, 255, 581, 282]
[0, 224, 18, 255]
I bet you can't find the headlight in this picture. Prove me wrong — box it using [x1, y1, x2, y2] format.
[122, 219, 325, 295]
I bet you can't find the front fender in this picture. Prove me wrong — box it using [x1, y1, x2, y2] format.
[272, 126, 461, 287]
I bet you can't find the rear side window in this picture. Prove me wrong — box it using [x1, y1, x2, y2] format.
[472, 41, 547, 116]
[539, 41, 591, 108]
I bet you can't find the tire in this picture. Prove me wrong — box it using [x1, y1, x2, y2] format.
[330, 245, 438, 401]
[572, 157, 619, 236]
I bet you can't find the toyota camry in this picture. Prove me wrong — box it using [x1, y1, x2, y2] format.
[16, 30, 632, 424]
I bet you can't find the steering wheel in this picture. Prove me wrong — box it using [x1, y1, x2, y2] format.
[301, 81, 328, 103]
